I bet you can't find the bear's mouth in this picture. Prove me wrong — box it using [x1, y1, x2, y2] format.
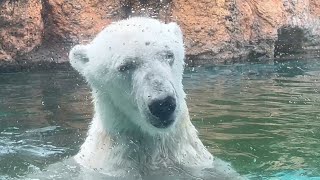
[148, 115, 176, 129]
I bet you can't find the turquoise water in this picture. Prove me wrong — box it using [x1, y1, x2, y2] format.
[1, 59, 320, 179]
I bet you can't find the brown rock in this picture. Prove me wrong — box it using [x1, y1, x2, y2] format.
[172, 0, 231, 62]
[0, 48, 11, 61]
[42, 0, 116, 43]
[0, 0, 43, 61]
[310, 0, 320, 17]
[1, 0, 320, 65]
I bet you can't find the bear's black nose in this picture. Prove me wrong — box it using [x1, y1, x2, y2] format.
[148, 96, 176, 128]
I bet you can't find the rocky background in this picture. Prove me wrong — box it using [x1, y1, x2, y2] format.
[0, 0, 320, 67]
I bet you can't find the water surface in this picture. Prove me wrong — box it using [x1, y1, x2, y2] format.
[1, 59, 320, 179]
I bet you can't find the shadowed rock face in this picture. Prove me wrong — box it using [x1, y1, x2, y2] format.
[274, 26, 304, 58]
[0, 0, 320, 65]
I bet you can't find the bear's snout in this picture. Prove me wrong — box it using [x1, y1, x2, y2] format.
[148, 96, 176, 128]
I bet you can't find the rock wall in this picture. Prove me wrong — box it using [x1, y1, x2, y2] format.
[0, 0, 319, 65]
[0, 0, 43, 61]
[311, 1, 320, 16]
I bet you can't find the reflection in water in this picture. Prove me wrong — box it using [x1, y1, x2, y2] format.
[0, 60, 320, 179]
[0, 70, 91, 178]
[184, 60, 320, 178]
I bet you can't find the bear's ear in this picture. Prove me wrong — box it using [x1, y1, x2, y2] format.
[69, 44, 89, 72]
[167, 22, 183, 40]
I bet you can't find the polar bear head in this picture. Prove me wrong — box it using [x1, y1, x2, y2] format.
[69, 17, 185, 134]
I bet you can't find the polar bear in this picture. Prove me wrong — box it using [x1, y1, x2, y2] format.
[69, 17, 243, 179]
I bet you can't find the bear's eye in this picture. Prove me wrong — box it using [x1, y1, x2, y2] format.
[164, 51, 175, 66]
[118, 61, 137, 73]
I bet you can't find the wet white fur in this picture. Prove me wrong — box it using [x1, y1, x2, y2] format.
[69, 17, 243, 179]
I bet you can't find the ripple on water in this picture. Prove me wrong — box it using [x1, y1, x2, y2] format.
[1, 61, 320, 179]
